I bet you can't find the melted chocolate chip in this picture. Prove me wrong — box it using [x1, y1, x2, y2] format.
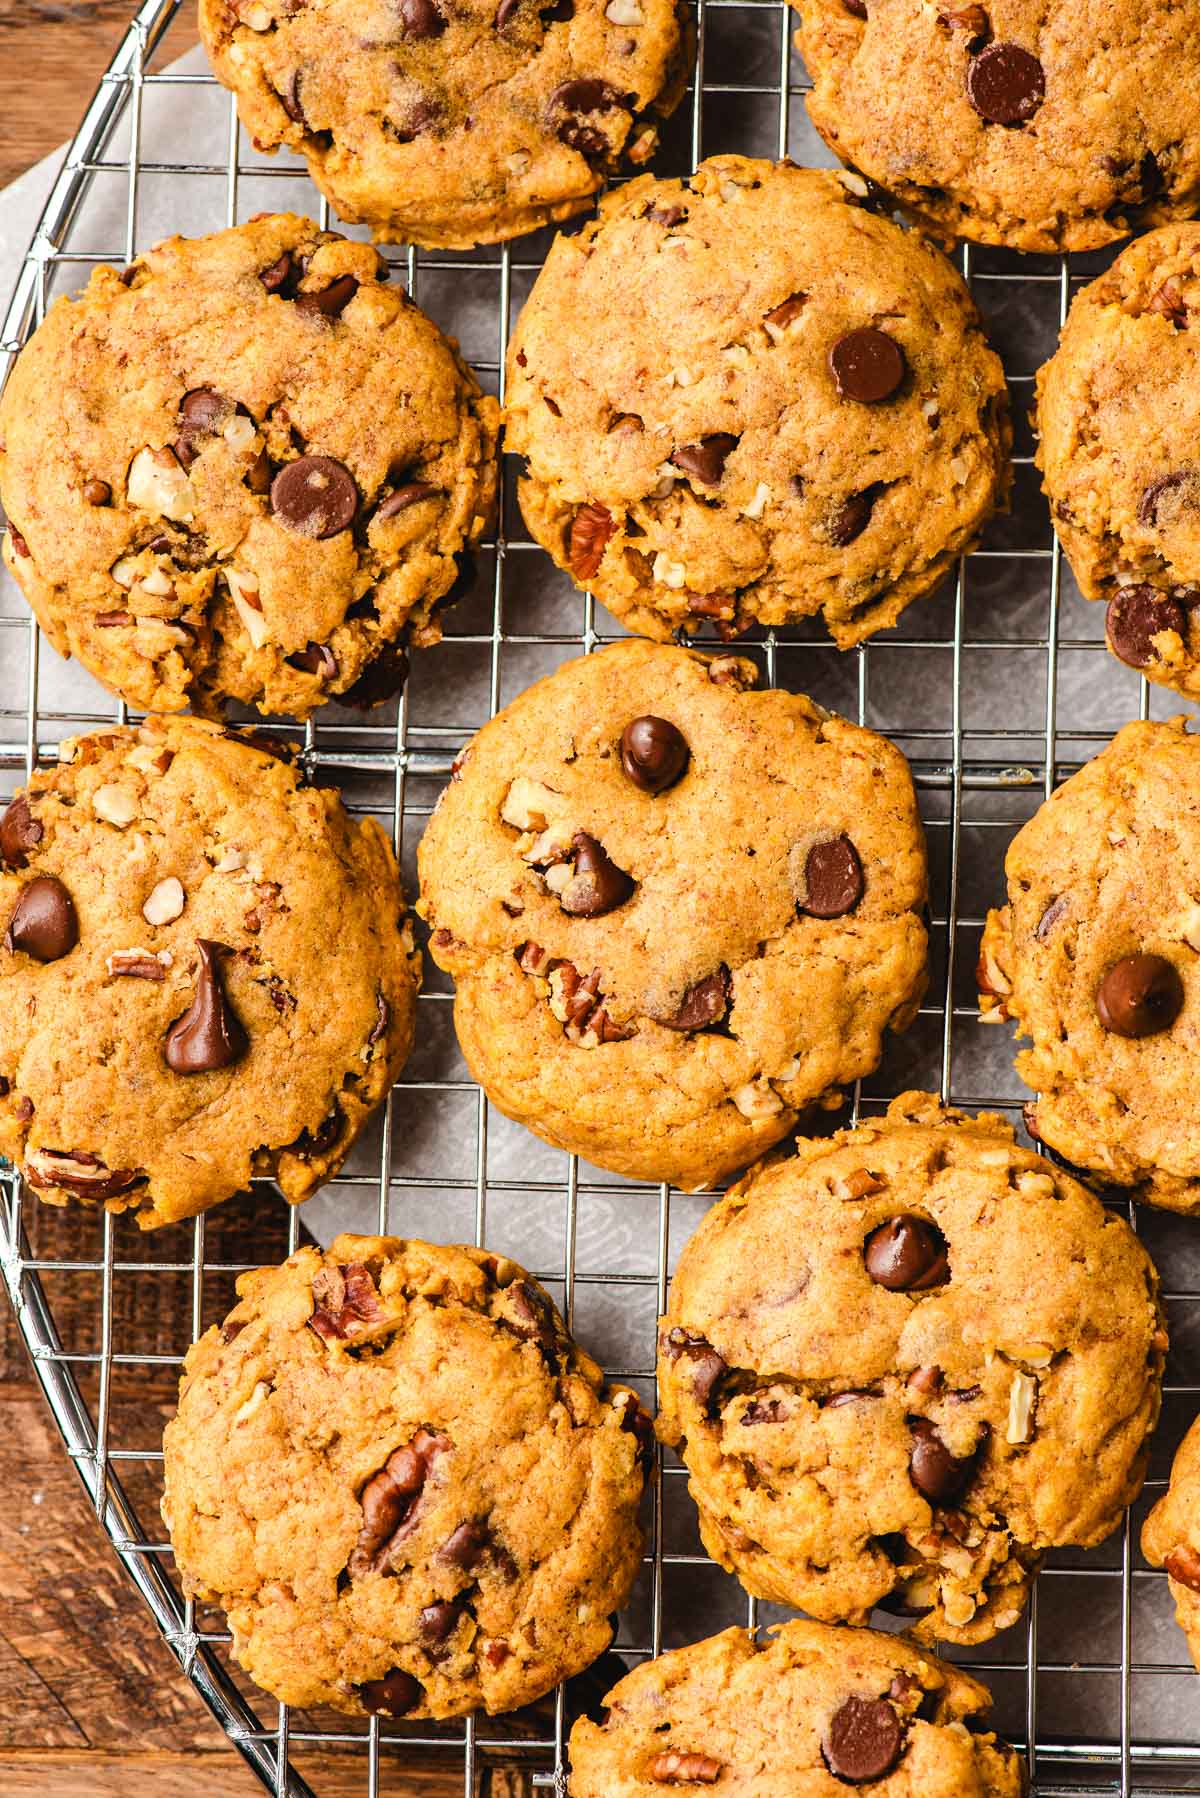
[0, 795, 43, 869]
[620, 715, 689, 793]
[828, 485, 883, 546]
[394, 0, 445, 33]
[339, 642, 409, 709]
[829, 328, 907, 404]
[908, 1418, 975, 1503]
[359, 1670, 422, 1717]
[437, 1519, 491, 1571]
[83, 478, 112, 506]
[164, 940, 248, 1074]
[1106, 585, 1186, 668]
[824, 1696, 904, 1783]
[1139, 471, 1195, 527]
[260, 251, 297, 294]
[966, 42, 1045, 124]
[271, 454, 358, 537]
[419, 1599, 464, 1644]
[670, 433, 739, 486]
[3, 876, 78, 963]
[376, 481, 442, 519]
[286, 641, 339, 681]
[295, 275, 360, 319]
[863, 1216, 949, 1292]
[800, 836, 864, 918]
[550, 77, 625, 156]
[1096, 954, 1184, 1038]
[559, 833, 635, 917]
[1035, 893, 1068, 941]
[178, 387, 228, 440]
[658, 966, 731, 1032]
[662, 1329, 727, 1408]
[280, 70, 305, 122]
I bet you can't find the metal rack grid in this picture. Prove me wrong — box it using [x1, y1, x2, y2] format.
[1, 0, 1199, 1791]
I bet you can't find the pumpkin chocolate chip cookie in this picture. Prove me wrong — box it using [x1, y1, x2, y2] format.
[417, 640, 928, 1190]
[979, 718, 1200, 1212]
[568, 1620, 1026, 1796]
[657, 1092, 1165, 1643]
[0, 716, 419, 1228]
[162, 1234, 652, 1717]
[1036, 223, 1200, 701]
[504, 155, 1009, 647]
[797, 1, 1200, 253]
[1142, 1413, 1200, 1673]
[199, 0, 691, 249]
[0, 214, 499, 718]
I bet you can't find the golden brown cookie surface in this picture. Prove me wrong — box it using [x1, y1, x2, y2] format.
[199, 0, 690, 249]
[1142, 1414, 1200, 1674]
[798, 0, 1200, 253]
[417, 640, 928, 1190]
[980, 719, 1200, 1212]
[0, 214, 499, 718]
[657, 1094, 1165, 1643]
[162, 1234, 650, 1717]
[505, 157, 1009, 647]
[568, 1621, 1026, 1796]
[0, 717, 419, 1228]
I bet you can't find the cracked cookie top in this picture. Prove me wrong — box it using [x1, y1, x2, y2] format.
[0, 214, 499, 719]
[657, 1093, 1164, 1644]
[416, 640, 928, 1190]
[568, 1620, 1026, 1796]
[1036, 223, 1200, 702]
[798, 1, 1200, 254]
[504, 156, 1009, 647]
[199, 0, 690, 249]
[162, 1234, 650, 1717]
[979, 718, 1200, 1213]
[0, 717, 420, 1228]
[1142, 1413, 1200, 1675]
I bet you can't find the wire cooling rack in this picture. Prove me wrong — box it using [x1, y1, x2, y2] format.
[3, 0, 1200, 1791]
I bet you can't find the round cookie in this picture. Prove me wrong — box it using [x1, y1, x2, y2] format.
[568, 1620, 1026, 1796]
[979, 718, 1200, 1213]
[797, 1, 1200, 254]
[504, 155, 1010, 647]
[0, 716, 419, 1229]
[162, 1233, 651, 1717]
[1142, 1413, 1200, 1673]
[657, 1092, 1165, 1644]
[417, 640, 928, 1191]
[1036, 223, 1200, 700]
[199, 0, 691, 250]
[0, 214, 499, 719]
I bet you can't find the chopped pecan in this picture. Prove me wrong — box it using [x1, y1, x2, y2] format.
[348, 1430, 450, 1577]
[310, 1260, 387, 1341]
[647, 1751, 723, 1784]
[568, 503, 615, 580]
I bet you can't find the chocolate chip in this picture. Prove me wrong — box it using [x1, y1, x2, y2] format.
[619, 1397, 656, 1468]
[621, 716, 689, 793]
[864, 1216, 949, 1291]
[828, 485, 882, 546]
[310, 1261, 386, 1341]
[179, 387, 228, 439]
[4, 876, 78, 963]
[0, 796, 43, 869]
[24, 1151, 142, 1202]
[830, 329, 906, 404]
[1096, 954, 1183, 1038]
[359, 1670, 422, 1717]
[376, 481, 441, 519]
[741, 1398, 785, 1425]
[1034, 893, 1068, 941]
[339, 642, 409, 709]
[568, 502, 615, 580]
[550, 78, 624, 157]
[387, 96, 442, 142]
[1139, 471, 1194, 527]
[662, 1330, 727, 1407]
[1106, 585, 1185, 668]
[271, 454, 358, 538]
[658, 966, 730, 1032]
[559, 832, 635, 917]
[164, 939, 248, 1074]
[1165, 1544, 1200, 1593]
[369, 992, 390, 1046]
[260, 251, 297, 294]
[824, 1696, 904, 1783]
[289, 1102, 344, 1158]
[494, 0, 520, 26]
[219, 1319, 245, 1345]
[508, 1280, 560, 1360]
[648, 204, 687, 227]
[279, 70, 306, 122]
[295, 275, 360, 319]
[286, 641, 339, 681]
[437, 1519, 491, 1571]
[842, 0, 867, 13]
[908, 1418, 974, 1503]
[966, 42, 1045, 124]
[83, 478, 112, 506]
[419, 1600, 464, 1644]
[394, 0, 445, 34]
[246, 448, 272, 494]
[670, 433, 739, 486]
[800, 836, 864, 918]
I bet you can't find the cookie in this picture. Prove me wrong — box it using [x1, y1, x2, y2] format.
[980, 718, 1200, 1213]
[657, 1092, 1165, 1644]
[1142, 1413, 1200, 1673]
[568, 1619, 1026, 1795]
[1036, 223, 1200, 700]
[0, 214, 499, 719]
[504, 155, 1010, 647]
[417, 640, 928, 1191]
[162, 1233, 651, 1717]
[797, 1, 1200, 254]
[0, 717, 419, 1229]
[199, 0, 691, 250]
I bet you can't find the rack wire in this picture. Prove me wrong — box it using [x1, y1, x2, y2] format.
[2, 0, 1199, 1790]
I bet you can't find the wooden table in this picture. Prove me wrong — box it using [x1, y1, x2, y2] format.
[0, 22, 527, 1795]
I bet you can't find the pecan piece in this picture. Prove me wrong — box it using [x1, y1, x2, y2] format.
[568, 503, 615, 580]
[647, 1751, 723, 1784]
[309, 1260, 387, 1342]
[348, 1429, 450, 1577]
